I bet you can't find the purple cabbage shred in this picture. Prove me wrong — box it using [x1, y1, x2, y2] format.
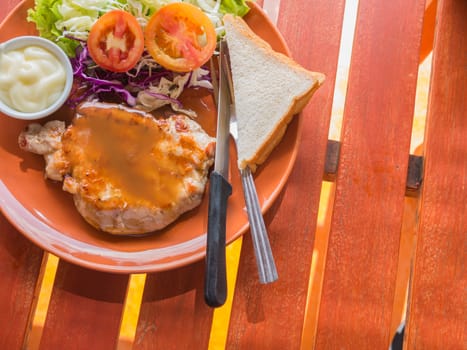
[67, 43, 212, 109]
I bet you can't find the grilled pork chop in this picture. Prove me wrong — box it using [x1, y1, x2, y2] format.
[18, 102, 216, 235]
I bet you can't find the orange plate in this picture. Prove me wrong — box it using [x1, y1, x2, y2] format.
[0, 1, 298, 273]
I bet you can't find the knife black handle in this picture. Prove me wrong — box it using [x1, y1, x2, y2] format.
[205, 171, 232, 307]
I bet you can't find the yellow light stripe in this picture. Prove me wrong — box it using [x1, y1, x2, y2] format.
[117, 273, 147, 350]
[300, 181, 335, 349]
[27, 253, 59, 349]
[208, 236, 243, 349]
[32, 253, 59, 327]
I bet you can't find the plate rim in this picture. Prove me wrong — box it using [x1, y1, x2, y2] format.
[0, 0, 302, 273]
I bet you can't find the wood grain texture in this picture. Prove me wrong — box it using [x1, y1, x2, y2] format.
[134, 261, 213, 349]
[405, 0, 467, 348]
[40, 261, 128, 349]
[0, 215, 43, 349]
[315, 0, 426, 348]
[227, 0, 345, 348]
[0, 2, 43, 349]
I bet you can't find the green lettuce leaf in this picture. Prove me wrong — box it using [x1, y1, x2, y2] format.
[220, 0, 250, 17]
[27, 0, 79, 56]
[27, 0, 125, 56]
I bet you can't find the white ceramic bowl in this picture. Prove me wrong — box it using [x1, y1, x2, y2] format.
[0, 36, 73, 120]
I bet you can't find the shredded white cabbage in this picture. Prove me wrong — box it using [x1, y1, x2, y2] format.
[136, 67, 212, 117]
[187, 0, 224, 36]
[55, 0, 125, 40]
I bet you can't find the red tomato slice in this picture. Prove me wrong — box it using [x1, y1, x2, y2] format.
[145, 3, 217, 72]
[87, 10, 144, 73]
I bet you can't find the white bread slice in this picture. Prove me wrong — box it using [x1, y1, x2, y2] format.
[223, 14, 325, 171]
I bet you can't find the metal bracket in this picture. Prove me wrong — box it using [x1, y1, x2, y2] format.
[323, 140, 423, 197]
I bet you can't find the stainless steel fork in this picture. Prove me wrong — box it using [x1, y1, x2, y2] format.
[210, 55, 278, 284]
[229, 115, 278, 284]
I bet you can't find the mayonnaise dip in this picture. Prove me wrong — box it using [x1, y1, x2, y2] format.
[0, 45, 67, 113]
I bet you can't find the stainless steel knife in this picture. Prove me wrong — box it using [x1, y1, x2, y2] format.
[204, 40, 232, 308]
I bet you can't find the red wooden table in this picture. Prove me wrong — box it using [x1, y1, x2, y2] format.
[1, 0, 465, 349]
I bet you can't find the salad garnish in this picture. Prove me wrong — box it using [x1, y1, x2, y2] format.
[27, 0, 250, 115]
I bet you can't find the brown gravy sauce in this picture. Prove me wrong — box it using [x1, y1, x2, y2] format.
[62, 104, 203, 208]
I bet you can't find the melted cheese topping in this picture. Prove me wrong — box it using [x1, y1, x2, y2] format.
[0, 45, 66, 113]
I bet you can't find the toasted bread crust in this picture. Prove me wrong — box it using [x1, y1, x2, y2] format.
[223, 14, 325, 172]
[239, 80, 324, 172]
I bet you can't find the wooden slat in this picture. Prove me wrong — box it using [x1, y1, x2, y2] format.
[405, 0, 467, 348]
[315, 0, 426, 348]
[0, 215, 43, 349]
[227, 0, 345, 347]
[134, 261, 213, 348]
[1, 2, 43, 349]
[40, 261, 128, 349]
[324, 140, 423, 196]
